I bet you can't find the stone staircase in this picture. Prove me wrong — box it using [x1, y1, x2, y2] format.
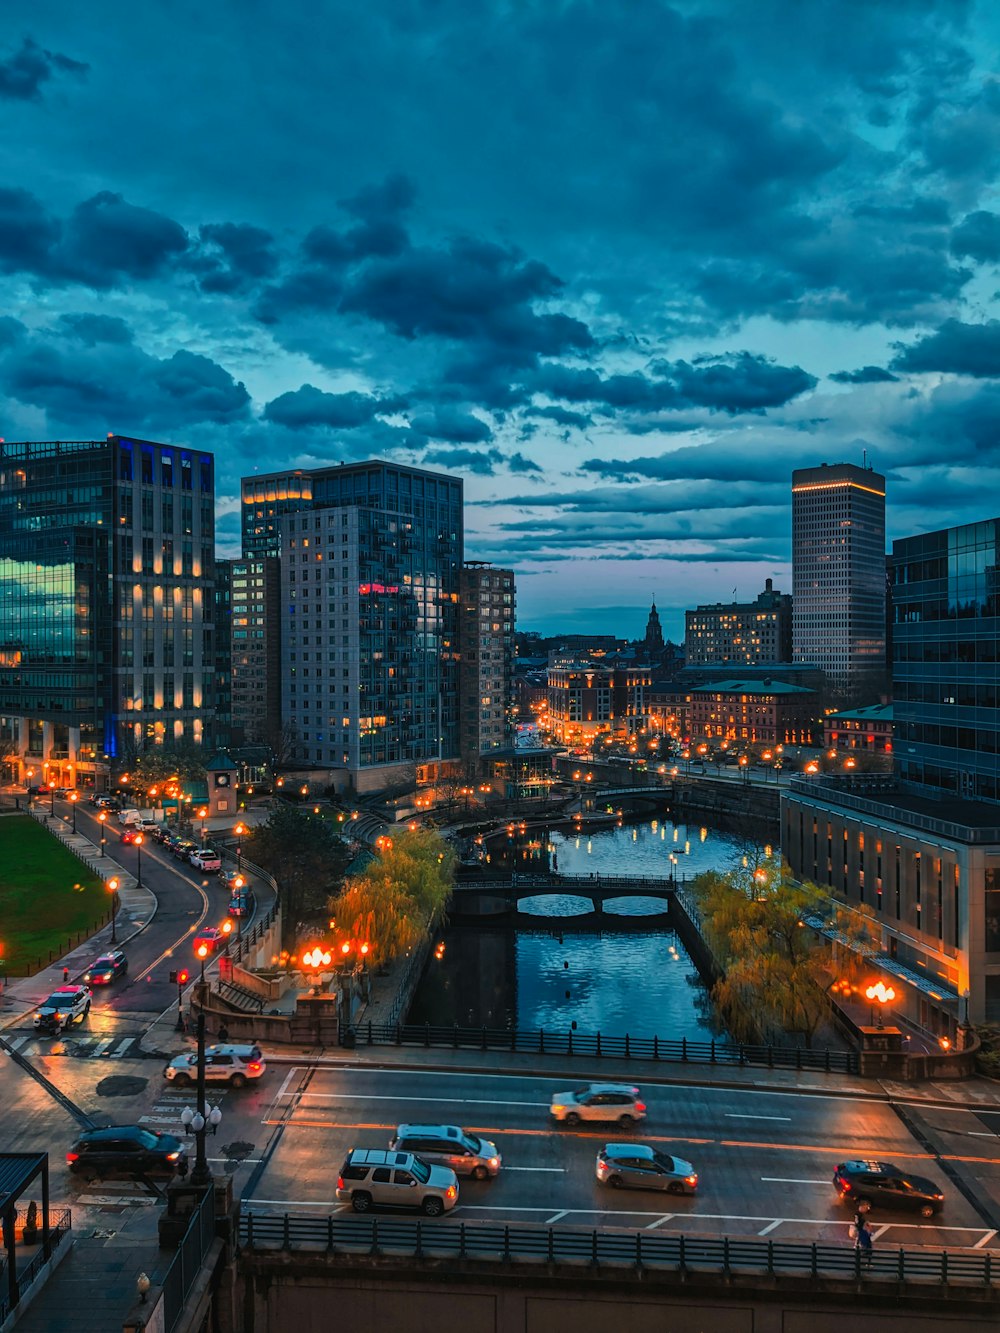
[216, 980, 265, 1014]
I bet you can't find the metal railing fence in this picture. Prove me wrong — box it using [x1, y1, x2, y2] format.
[160, 1188, 216, 1333]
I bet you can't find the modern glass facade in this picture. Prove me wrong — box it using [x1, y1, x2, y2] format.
[893, 518, 1000, 801]
[0, 437, 215, 785]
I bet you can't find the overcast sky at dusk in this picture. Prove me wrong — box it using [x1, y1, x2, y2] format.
[3, 2, 1000, 639]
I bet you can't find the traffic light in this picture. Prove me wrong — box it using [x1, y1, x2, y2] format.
[177, 969, 190, 986]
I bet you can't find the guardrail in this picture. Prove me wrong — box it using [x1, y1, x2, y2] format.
[231, 867, 279, 967]
[0, 1208, 72, 1324]
[161, 1188, 216, 1333]
[345, 1020, 859, 1074]
[238, 1213, 997, 1289]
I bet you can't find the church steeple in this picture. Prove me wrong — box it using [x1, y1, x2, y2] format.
[644, 599, 664, 653]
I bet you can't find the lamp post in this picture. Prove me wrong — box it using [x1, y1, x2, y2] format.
[233, 822, 246, 872]
[134, 833, 144, 888]
[865, 980, 896, 1029]
[174, 968, 189, 1032]
[50, 784, 56, 816]
[197, 807, 208, 844]
[179, 1011, 220, 1188]
[107, 876, 120, 945]
[98, 810, 107, 858]
[196, 942, 209, 982]
[69, 791, 79, 834]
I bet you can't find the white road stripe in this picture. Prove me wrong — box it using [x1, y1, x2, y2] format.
[7, 1035, 29, 1052]
[545, 1210, 568, 1224]
[758, 1219, 783, 1235]
[869, 1225, 889, 1240]
[760, 1177, 829, 1185]
[726, 1114, 791, 1122]
[644, 1215, 673, 1230]
[243, 1198, 347, 1209]
[297, 1092, 549, 1108]
[110, 1037, 134, 1058]
[504, 1166, 566, 1173]
[90, 1038, 115, 1057]
[77, 1194, 159, 1207]
[973, 1230, 998, 1249]
[139, 1115, 186, 1126]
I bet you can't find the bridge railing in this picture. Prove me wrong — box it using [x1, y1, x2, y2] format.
[238, 1214, 996, 1290]
[454, 875, 677, 891]
[345, 1020, 858, 1074]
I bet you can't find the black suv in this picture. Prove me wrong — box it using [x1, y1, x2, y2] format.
[833, 1160, 944, 1216]
[67, 1126, 188, 1180]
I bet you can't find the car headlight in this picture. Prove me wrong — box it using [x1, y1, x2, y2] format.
[551, 1104, 564, 1114]
[166, 1151, 180, 1161]
[489, 1157, 500, 1169]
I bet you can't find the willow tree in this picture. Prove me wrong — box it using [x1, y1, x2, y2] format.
[692, 860, 840, 1046]
[332, 827, 455, 967]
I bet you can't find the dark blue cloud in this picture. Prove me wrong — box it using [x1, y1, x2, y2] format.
[409, 408, 492, 444]
[892, 320, 1000, 377]
[59, 312, 134, 345]
[55, 192, 188, 286]
[421, 445, 503, 475]
[192, 222, 278, 294]
[262, 384, 403, 429]
[951, 210, 1000, 263]
[829, 365, 898, 384]
[0, 36, 87, 101]
[0, 186, 60, 273]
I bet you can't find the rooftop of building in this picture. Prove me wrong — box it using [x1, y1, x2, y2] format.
[827, 703, 893, 723]
[788, 775, 1000, 843]
[690, 679, 814, 696]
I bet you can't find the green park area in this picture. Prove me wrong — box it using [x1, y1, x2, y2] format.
[0, 814, 110, 976]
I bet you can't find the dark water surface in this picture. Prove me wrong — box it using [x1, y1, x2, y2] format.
[408, 819, 772, 1040]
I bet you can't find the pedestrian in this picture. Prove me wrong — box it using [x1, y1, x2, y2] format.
[852, 1212, 873, 1268]
[218, 1022, 230, 1042]
[62, 966, 69, 985]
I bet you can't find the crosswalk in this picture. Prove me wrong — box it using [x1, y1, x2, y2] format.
[4, 1031, 144, 1059]
[138, 1088, 228, 1139]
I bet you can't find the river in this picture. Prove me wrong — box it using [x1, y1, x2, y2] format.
[407, 817, 774, 1040]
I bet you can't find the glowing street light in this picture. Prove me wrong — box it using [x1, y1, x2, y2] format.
[865, 980, 896, 1028]
[196, 941, 209, 981]
[107, 877, 120, 944]
[98, 810, 108, 858]
[69, 791, 79, 834]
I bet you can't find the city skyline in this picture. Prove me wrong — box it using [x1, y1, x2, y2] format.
[3, 3, 1000, 638]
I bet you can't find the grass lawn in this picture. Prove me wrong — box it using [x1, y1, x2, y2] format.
[0, 814, 110, 974]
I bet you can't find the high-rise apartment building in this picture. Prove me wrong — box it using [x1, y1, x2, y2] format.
[459, 562, 516, 777]
[685, 579, 792, 667]
[792, 462, 886, 700]
[547, 659, 650, 746]
[225, 555, 282, 749]
[249, 460, 463, 793]
[0, 437, 215, 788]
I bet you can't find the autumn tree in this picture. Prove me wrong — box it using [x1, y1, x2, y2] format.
[244, 804, 352, 943]
[122, 746, 207, 794]
[331, 827, 455, 968]
[691, 859, 845, 1046]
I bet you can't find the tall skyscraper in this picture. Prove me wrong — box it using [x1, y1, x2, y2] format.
[0, 436, 215, 788]
[459, 562, 516, 777]
[791, 462, 886, 700]
[246, 460, 464, 792]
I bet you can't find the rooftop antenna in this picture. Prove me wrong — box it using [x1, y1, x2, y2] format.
[863, 446, 868, 470]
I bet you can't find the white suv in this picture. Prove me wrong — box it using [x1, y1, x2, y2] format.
[34, 985, 92, 1032]
[550, 1083, 647, 1127]
[163, 1044, 265, 1088]
[336, 1149, 459, 1216]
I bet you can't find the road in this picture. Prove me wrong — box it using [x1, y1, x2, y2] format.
[240, 1064, 1000, 1252]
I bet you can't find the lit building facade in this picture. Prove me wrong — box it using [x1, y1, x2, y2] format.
[690, 679, 815, 747]
[824, 703, 893, 753]
[0, 437, 215, 789]
[267, 460, 463, 793]
[792, 462, 886, 699]
[459, 562, 516, 777]
[547, 660, 649, 746]
[226, 555, 282, 749]
[685, 579, 792, 667]
[784, 516, 1000, 1033]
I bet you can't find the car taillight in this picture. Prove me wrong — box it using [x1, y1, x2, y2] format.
[685, 1175, 698, 1186]
[446, 1186, 457, 1198]
[634, 1102, 646, 1113]
[552, 1104, 564, 1113]
[166, 1151, 180, 1161]
[66, 1152, 79, 1163]
[247, 1062, 261, 1072]
[337, 1177, 345, 1190]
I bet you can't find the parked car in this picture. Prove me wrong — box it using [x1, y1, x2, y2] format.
[51, 787, 73, 798]
[550, 1084, 647, 1127]
[171, 839, 198, 862]
[137, 818, 159, 835]
[219, 870, 246, 892]
[189, 847, 222, 871]
[193, 926, 225, 955]
[150, 824, 173, 843]
[228, 891, 252, 918]
[67, 1126, 188, 1180]
[82, 950, 128, 986]
[335, 1149, 459, 1215]
[596, 1143, 697, 1193]
[164, 1044, 265, 1087]
[34, 985, 92, 1033]
[833, 1161, 944, 1216]
[389, 1124, 501, 1179]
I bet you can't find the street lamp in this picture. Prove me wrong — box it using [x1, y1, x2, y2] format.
[180, 1011, 221, 1187]
[107, 877, 120, 945]
[69, 791, 79, 834]
[173, 967, 189, 1032]
[302, 945, 332, 993]
[865, 980, 896, 1028]
[233, 822, 247, 872]
[196, 941, 209, 982]
[134, 833, 144, 888]
[197, 807, 208, 843]
[220, 919, 234, 953]
[98, 810, 108, 858]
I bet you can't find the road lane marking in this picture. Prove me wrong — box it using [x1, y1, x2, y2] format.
[275, 1068, 299, 1101]
[90, 1038, 115, 1057]
[546, 1210, 568, 1224]
[505, 1166, 567, 1173]
[296, 1092, 550, 1108]
[244, 1198, 348, 1209]
[973, 1230, 998, 1248]
[644, 1215, 673, 1230]
[758, 1220, 783, 1235]
[760, 1177, 829, 1184]
[110, 1037, 133, 1058]
[726, 1114, 791, 1122]
[869, 1225, 889, 1240]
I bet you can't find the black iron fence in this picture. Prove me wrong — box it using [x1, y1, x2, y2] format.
[239, 1213, 997, 1289]
[0, 1208, 71, 1324]
[160, 1189, 216, 1333]
[345, 1019, 859, 1074]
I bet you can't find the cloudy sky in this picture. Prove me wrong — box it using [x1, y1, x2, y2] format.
[3, 2, 1000, 639]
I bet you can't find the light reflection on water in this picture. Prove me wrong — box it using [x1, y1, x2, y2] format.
[408, 819, 768, 1040]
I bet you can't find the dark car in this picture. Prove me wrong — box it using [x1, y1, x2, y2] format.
[228, 891, 252, 918]
[120, 827, 142, 845]
[171, 840, 198, 862]
[833, 1160, 944, 1217]
[67, 1126, 188, 1180]
[82, 950, 128, 986]
[150, 825, 174, 843]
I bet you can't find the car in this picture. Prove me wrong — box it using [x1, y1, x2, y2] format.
[51, 787, 73, 798]
[832, 1160, 945, 1217]
[389, 1124, 501, 1179]
[171, 839, 199, 861]
[335, 1149, 459, 1216]
[189, 847, 222, 871]
[137, 818, 159, 834]
[550, 1084, 647, 1127]
[118, 807, 142, 825]
[82, 950, 128, 986]
[228, 891, 252, 918]
[67, 1126, 188, 1180]
[33, 985, 92, 1032]
[219, 869, 247, 892]
[164, 1043, 265, 1087]
[119, 827, 143, 845]
[27, 784, 52, 797]
[193, 927, 225, 955]
[596, 1143, 697, 1194]
[150, 824, 174, 843]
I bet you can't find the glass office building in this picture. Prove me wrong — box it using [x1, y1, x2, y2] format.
[0, 437, 215, 788]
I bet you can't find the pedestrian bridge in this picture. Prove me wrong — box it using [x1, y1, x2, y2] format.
[449, 873, 677, 923]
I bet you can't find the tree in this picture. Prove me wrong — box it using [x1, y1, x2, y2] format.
[244, 805, 352, 943]
[331, 828, 455, 968]
[691, 860, 841, 1046]
[122, 746, 207, 793]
